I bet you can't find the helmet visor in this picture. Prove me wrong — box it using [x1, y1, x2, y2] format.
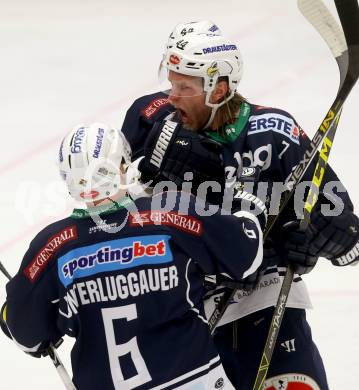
[158, 61, 205, 98]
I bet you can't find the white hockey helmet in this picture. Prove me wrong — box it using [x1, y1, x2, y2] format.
[59, 123, 132, 202]
[160, 34, 243, 108]
[166, 20, 222, 50]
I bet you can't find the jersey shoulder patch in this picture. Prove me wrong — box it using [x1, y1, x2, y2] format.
[24, 220, 78, 283]
[142, 96, 171, 119]
[248, 106, 300, 145]
[129, 211, 202, 236]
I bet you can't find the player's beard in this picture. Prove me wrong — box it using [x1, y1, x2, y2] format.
[177, 108, 211, 133]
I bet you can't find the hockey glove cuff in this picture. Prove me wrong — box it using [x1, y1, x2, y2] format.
[26, 338, 64, 359]
[231, 184, 268, 231]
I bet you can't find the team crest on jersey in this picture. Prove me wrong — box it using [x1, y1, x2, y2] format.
[24, 226, 78, 282]
[143, 97, 170, 119]
[58, 235, 172, 287]
[248, 113, 300, 145]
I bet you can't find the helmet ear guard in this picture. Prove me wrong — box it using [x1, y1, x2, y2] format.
[58, 123, 132, 202]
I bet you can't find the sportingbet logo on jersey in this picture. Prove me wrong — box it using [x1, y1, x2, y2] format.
[58, 235, 172, 287]
[248, 113, 300, 145]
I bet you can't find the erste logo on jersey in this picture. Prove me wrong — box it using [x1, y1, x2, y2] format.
[24, 226, 78, 282]
[130, 211, 202, 236]
[143, 98, 170, 119]
[58, 235, 172, 287]
[248, 113, 300, 145]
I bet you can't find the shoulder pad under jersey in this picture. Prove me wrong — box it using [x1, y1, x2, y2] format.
[247, 104, 302, 145]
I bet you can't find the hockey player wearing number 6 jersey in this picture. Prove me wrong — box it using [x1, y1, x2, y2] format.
[120, 23, 359, 389]
[0, 123, 267, 390]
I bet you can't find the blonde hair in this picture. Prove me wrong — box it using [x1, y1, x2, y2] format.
[213, 91, 247, 136]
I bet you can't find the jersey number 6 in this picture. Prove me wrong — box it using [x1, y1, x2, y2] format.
[102, 305, 152, 390]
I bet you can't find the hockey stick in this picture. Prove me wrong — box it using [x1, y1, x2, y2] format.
[252, 1, 359, 388]
[208, 0, 353, 336]
[0, 261, 77, 390]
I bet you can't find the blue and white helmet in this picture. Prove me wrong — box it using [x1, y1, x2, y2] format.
[59, 123, 132, 202]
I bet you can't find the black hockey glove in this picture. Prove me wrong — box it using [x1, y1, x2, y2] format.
[222, 182, 268, 291]
[139, 119, 225, 191]
[231, 181, 268, 231]
[26, 338, 64, 359]
[0, 301, 63, 358]
[280, 221, 319, 274]
[281, 193, 359, 274]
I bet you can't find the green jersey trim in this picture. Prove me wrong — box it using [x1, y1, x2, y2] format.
[71, 197, 133, 219]
[206, 102, 251, 144]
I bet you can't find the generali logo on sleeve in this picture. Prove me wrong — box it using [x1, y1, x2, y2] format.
[24, 226, 78, 282]
[143, 98, 170, 119]
[129, 211, 202, 236]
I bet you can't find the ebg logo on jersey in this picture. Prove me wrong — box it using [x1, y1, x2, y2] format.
[58, 235, 173, 287]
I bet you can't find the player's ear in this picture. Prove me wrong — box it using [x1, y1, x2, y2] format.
[209, 79, 229, 104]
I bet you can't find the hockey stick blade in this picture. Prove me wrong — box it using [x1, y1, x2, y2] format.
[252, 1, 359, 389]
[298, 0, 348, 85]
[0, 261, 76, 390]
[299, 0, 348, 228]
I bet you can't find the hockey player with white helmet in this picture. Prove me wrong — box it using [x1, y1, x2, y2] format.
[120, 23, 359, 389]
[0, 123, 269, 389]
[158, 33, 243, 129]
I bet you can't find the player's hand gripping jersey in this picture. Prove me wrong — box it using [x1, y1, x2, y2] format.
[121, 92, 359, 326]
[4, 192, 263, 390]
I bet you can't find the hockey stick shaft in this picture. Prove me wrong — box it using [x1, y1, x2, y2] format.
[252, 108, 343, 390]
[252, 0, 359, 387]
[301, 108, 342, 228]
[209, 94, 345, 334]
[208, 0, 357, 334]
[0, 261, 76, 390]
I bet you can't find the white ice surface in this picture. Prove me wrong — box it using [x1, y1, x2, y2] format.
[0, 0, 358, 389]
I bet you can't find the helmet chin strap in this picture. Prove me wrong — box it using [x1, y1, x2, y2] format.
[203, 106, 218, 129]
[203, 88, 235, 130]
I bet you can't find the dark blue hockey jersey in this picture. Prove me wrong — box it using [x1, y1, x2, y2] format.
[121, 92, 356, 324]
[122, 92, 351, 204]
[5, 192, 262, 389]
